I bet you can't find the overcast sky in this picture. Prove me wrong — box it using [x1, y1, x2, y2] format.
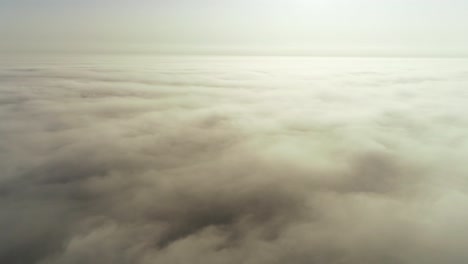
[1, 0, 468, 56]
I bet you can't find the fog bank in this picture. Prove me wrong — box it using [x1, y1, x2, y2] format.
[1, 56, 468, 263]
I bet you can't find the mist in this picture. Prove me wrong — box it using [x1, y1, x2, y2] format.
[1, 55, 468, 263]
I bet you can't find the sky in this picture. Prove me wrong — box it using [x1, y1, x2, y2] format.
[1, 0, 468, 56]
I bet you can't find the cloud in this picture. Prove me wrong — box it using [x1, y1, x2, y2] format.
[1, 57, 468, 264]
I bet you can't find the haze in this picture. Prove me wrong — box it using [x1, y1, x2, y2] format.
[2, 0, 468, 56]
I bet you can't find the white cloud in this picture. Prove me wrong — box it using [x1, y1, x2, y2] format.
[1, 56, 468, 263]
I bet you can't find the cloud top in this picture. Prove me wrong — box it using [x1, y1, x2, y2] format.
[1, 56, 468, 264]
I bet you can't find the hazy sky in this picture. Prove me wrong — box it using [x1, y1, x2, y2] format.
[2, 0, 468, 55]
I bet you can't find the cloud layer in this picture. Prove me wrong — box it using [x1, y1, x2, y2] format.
[1, 56, 468, 264]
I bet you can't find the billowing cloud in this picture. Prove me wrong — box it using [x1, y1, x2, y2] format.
[1, 56, 468, 264]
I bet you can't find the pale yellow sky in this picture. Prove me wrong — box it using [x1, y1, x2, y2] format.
[1, 0, 468, 56]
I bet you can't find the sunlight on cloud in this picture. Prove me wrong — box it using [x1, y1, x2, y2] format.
[1, 55, 468, 263]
